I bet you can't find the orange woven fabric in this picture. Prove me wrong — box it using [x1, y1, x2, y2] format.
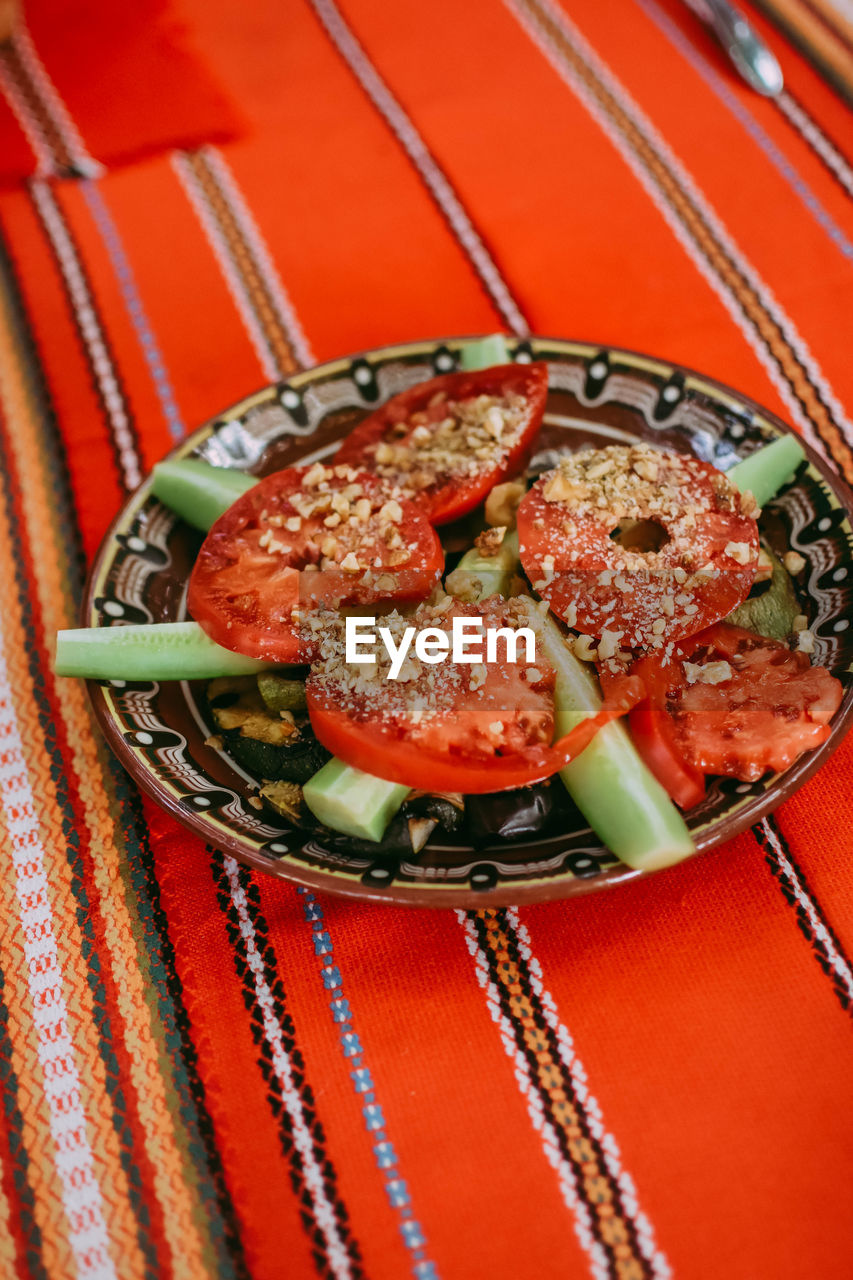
[0, 2, 852, 1277]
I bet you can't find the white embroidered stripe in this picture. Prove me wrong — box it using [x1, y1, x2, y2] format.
[505, 0, 853, 462]
[457, 910, 612, 1280]
[307, 0, 530, 337]
[29, 181, 142, 491]
[198, 147, 315, 370]
[221, 856, 355, 1280]
[504, 907, 671, 1277]
[172, 151, 283, 384]
[759, 819, 853, 1005]
[0, 636, 117, 1280]
[0, 49, 56, 176]
[79, 181, 186, 442]
[776, 91, 853, 200]
[6, 23, 102, 175]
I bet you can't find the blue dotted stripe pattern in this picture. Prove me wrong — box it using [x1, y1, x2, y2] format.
[297, 888, 439, 1280]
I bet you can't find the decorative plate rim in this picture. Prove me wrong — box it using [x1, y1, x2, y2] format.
[83, 335, 853, 907]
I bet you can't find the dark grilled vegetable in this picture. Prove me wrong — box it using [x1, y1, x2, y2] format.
[315, 792, 466, 857]
[206, 676, 329, 783]
[465, 780, 562, 845]
[227, 734, 329, 784]
[320, 809, 431, 857]
[407, 791, 465, 833]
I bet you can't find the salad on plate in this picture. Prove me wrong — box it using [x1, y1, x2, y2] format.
[55, 336, 846, 881]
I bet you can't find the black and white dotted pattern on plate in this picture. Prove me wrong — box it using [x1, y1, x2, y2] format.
[276, 382, 309, 428]
[583, 351, 611, 400]
[123, 727, 183, 750]
[178, 789, 240, 813]
[431, 345, 457, 375]
[116, 532, 169, 568]
[361, 860, 400, 887]
[653, 374, 685, 422]
[350, 358, 380, 400]
[95, 597, 149, 625]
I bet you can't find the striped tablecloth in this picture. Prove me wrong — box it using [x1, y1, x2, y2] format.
[0, 2, 852, 1277]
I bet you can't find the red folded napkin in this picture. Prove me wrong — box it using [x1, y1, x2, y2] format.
[0, 0, 243, 185]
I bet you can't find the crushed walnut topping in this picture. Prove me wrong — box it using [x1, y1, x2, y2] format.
[474, 526, 507, 557]
[525, 444, 760, 647]
[485, 478, 526, 529]
[361, 391, 529, 494]
[251, 463, 420, 580]
[683, 660, 733, 685]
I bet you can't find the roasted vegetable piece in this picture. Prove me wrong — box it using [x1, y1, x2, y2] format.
[207, 677, 330, 783]
[257, 671, 308, 713]
[727, 546, 800, 640]
[259, 779, 304, 823]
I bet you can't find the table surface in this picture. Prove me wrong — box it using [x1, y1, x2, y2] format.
[0, 2, 852, 1278]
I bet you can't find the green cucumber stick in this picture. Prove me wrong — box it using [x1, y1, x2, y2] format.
[459, 334, 511, 370]
[727, 434, 805, 508]
[151, 458, 257, 530]
[302, 760, 410, 844]
[54, 621, 267, 680]
[535, 614, 694, 871]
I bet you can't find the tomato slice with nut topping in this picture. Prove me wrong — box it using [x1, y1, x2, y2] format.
[305, 597, 643, 792]
[335, 362, 549, 525]
[518, 445, 760, 649]
[188, 463, 443, 663]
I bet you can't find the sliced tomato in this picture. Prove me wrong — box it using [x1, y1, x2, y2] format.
[630, 624, 843, 782]
[334, 362, 548, 525]
[188, 463, 443, 662]
[517, 446, 759, 648]
[305, 597, 643, 792]
[627, 702, 706, 809]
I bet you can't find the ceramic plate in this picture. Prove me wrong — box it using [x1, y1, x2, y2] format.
[85, 337, 853, 906]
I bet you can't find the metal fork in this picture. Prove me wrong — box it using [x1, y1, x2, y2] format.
[688, 0, 784, 95]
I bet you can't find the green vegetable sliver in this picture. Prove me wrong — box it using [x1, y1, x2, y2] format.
[151, 458, 257, 530]
[727, 434, 805, 508]
[536, 613, 694, 870]
[302, 759, 410, 843]
[458, 334, 511, 370]
[55, 621, 268, 680]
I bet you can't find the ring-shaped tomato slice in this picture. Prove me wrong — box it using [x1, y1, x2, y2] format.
[334, 362, 549, 525]
[517, 445, 759, 648]
[188, 463, 443, 663]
